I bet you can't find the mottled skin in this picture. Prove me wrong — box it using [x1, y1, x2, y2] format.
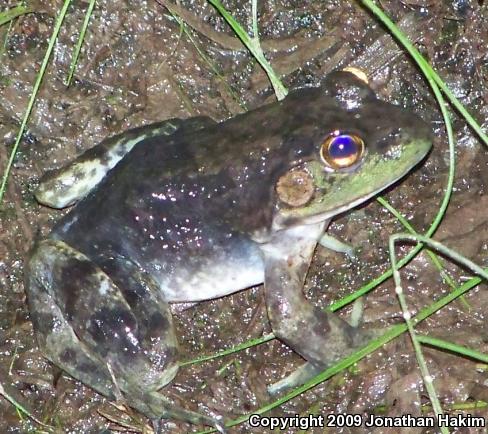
[26, 71, 432, 430]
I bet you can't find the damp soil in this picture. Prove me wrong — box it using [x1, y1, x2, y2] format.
[0, 1, 487, 433]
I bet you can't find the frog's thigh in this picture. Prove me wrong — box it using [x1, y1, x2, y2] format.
[94, 253, 179, 379]
[35, 116, 214, 209]
[261, 224, 361, 383]
[26, 239, 179, 395]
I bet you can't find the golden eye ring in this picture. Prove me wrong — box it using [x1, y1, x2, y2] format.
[320, 132, 365, 170]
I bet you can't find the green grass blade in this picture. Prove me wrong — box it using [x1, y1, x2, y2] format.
[417, 336, 488, 363]
[206, 0, 287, 99]
[65, 0, 96, 86]
[0, 5, 32, 26]
[0, 0, 72, 205]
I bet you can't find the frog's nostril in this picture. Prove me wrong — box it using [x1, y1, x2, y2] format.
[377, 128, 401, 149]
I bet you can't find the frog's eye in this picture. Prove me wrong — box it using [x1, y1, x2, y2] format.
[320, 132, 365, 170]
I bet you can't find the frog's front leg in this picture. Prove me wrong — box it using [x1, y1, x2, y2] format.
[25, 239, 225, 430]
[35, 116, 216, 208]
[261, 223, 369, 394]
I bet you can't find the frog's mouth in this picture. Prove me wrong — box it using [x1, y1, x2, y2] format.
[273, 136, 432, 230]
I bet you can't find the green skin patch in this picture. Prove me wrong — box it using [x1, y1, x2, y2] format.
[276, 137, 431, 227]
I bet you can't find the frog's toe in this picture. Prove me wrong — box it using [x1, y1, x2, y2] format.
[267, 362, 321, 395]
[214, 418, 228, 434]
[319, 233, 355, 259]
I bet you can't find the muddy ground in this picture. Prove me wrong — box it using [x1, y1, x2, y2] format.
[0, 0, 487, 433]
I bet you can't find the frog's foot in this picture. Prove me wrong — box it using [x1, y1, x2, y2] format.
[261, 224, 375, 395]
[35, 116, 215, 208]
[267, 325, 379, 395]
[25, 239, 224, 430]
[267, 317, 386, 395]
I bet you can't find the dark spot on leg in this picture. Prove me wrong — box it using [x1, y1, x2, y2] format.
[60, 348, 77, 363]
[78, 361, 97, 374]
[87, 307, 139, 358]
[165, 345, 178, 361]
[311, 306, 331, 336]
[149, 312, 169, 332]
[59, 258, 98, 321]
[31, 311, 57, 335]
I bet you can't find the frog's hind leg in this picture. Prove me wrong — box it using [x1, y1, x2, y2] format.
[35, 116, 216, 209]
[261, 223, 372, 395]
[25, 239, 226, 431]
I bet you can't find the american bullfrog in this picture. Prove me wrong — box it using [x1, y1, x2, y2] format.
[25, 71, 432, 430]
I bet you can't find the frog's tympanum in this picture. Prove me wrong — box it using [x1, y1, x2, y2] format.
[26, 71, 432, 430]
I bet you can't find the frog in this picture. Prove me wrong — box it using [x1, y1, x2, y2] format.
[25, 70, 432, 430]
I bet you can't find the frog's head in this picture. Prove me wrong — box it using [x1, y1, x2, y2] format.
[273, 70, 432, 230]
